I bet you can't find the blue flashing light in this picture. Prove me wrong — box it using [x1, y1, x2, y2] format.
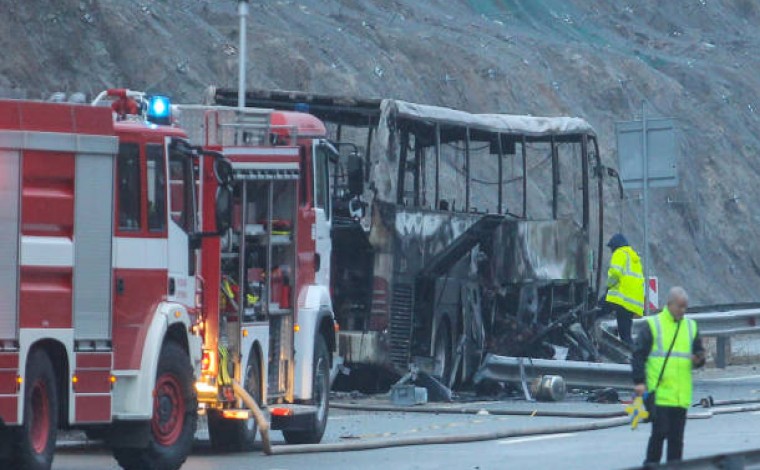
[294, 102, 309, 113]
[147, 95, 171, 124]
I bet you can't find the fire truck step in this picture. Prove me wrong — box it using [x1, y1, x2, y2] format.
[269, 404, 319, 431]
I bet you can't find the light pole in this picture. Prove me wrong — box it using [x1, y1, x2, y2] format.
[238, 0, 249, 110]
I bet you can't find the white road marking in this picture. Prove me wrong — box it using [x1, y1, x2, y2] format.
[498, 433, 576, 445]
[698, 375, 760, 383]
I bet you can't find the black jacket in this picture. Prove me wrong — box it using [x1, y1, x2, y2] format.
[632, 318, 706, 385]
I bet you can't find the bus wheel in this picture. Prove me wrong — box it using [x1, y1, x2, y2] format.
[283, 335, 329, 444]
[9, 349, 58, 470]
[113, 341, 197, 470]
[432, 321, 453, 385]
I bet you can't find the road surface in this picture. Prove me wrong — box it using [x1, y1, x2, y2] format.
[53, 372, 760, 470]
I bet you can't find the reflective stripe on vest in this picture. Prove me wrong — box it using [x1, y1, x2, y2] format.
[607, 290, 645, 308]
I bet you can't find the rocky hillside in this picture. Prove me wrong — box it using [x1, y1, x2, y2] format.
[3, 0, 760, 304]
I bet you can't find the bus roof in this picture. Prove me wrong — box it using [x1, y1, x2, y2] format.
[212, 88, 596, 139]
[393, 100, 595, 138]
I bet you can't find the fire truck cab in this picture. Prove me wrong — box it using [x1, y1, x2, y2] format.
[0, 91, 228, 470]
[177, 104, 338, 449]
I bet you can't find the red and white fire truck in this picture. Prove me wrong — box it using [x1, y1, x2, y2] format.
[176, 103, 339, 449]
[0, 90, 220, 470]
[0, 90, 338, 469]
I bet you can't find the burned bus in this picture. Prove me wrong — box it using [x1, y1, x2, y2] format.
[210, 89, 607, 388]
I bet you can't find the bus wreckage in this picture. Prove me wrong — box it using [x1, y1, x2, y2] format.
[211, 88, 622, 391]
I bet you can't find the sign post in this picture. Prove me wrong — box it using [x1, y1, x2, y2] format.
[641, 102, 650, 315]
[615, 103, 678, 316]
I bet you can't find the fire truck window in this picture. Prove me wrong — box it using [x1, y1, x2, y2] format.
[146, 144, 167, 232]
[169, 151, 195, 233]
[315, 145, 330, 218]
[117, 143, 141, 231]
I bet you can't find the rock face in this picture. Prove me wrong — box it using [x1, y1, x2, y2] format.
[4, 0, 760, 304]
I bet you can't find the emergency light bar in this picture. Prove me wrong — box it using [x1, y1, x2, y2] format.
[147, 95, 172, 125]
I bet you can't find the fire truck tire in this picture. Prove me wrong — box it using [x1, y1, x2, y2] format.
[208, 352, 262, 452]
[282, 335, 330, 445]
[113, 341, 197, 470]
[6, 349, 58, 470]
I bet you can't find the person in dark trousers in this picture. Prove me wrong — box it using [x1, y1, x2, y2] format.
[604, 233, 645, 346]
[632, 287, 706, 465]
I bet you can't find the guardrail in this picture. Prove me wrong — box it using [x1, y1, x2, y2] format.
[473, 355, 634, 390]
[475, 306, 760, 393]
[604, 308, 760, 368]
[617, 308, 760, 336]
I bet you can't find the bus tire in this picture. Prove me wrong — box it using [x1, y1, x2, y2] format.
[432, 321, 453, 385]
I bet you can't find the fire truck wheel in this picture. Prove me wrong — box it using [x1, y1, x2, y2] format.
[208, 352, 262, 452]
[113, 341, 197, 470]
[283, 335, 330, 445]
[8, 349, 58, 470]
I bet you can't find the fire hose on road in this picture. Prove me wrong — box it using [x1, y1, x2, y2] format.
[331, 402, 628, 419]
[263, 400, 760, 456]
[232, 380, 273, 455]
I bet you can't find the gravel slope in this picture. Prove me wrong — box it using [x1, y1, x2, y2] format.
[3, 0, 760, 304]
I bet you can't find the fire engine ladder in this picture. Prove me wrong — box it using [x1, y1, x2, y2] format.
[174, 104, 278, 147]
[218, 109, 272, 146]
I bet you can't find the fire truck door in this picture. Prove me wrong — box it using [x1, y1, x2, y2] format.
[313, 142, 332, 287]
[167, 143, 197, 305]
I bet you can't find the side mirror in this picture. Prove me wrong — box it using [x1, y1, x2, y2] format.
[215, 185, 232, 234]
[214, 159, 234, 186]
[605, 166, 625, 200]
[347, 154, 364, 196]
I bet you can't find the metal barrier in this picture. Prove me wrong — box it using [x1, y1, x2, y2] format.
[605, 308, 760, 369]
[615, 308, 760, 336]
[475, 307, 760, 391]
[474, 354, 634, 390]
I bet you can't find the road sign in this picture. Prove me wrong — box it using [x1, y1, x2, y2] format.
[615, 118, 678, 190]
[648, 277, 658, 312]
[615, 104, 679, 315]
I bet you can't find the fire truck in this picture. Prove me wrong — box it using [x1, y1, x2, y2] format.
[175, 103, 339, 449]
[0, 90, 234, 469]
[0, 91, 338, 467]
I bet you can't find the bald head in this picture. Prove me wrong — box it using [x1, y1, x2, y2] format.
[667, 286, 689, 320]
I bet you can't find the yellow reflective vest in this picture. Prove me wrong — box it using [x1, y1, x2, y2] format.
[605, 246, 645, 316]
[645, 309, 697, 409]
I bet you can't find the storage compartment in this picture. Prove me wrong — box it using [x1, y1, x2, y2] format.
[219, 175, 298, 398]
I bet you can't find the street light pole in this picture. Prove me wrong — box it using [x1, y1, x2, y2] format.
[238, 0, 249, 110]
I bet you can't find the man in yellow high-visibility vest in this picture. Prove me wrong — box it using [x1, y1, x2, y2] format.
[632, 287, 705, 464]
[604, 233, 645, 345]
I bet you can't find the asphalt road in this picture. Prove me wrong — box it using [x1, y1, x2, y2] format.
[52, 373, 760, 470]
